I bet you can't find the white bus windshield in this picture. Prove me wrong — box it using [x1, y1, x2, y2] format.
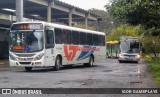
[130, 42, 140, 53]
[10, 31, 44, 53]
[120, 41, 140, 53]
[120, 41, 130, 53]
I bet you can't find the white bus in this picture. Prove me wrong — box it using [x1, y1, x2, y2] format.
[118, 37, 141, 63]
[9, 22, 106, 71]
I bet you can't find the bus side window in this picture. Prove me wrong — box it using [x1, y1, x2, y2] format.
[103, 36, 106, 46]
[63, 29, 72, 44]
[45, 30, 54, 48]
[93, 34, 98, 46]
[80, 32, 86, 45]
[87, 33, 92, 45]
[72, 31, 79, 45]
[99, 35, 105, 46]
[55, 28, 63, 44]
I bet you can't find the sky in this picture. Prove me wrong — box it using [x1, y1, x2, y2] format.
[59, 0, 110, 10]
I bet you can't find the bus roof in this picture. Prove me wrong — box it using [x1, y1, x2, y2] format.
[12, 22, 105, 35]
[120, 36, 140, 42]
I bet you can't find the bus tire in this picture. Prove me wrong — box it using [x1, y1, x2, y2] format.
[25, 67, 32, 71]
[54, 56, 61, 71]
[84, 56, 94, 67]
[119, 60, 122, 63]
[135, 61, 138, 63]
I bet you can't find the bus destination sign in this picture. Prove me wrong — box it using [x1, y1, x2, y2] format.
[11, 23, 43, 30]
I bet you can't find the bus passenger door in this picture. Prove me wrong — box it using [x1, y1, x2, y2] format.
[45, 29, 54, 66]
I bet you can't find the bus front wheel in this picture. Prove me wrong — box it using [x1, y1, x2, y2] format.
[54, 56, 61, 71]
[25, 67, 32, 71]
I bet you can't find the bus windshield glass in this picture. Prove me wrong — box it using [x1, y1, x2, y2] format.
[130, 42, 140, 53]
[120, 41, 130, 53]
[120, 41, 140, 53]
[10, 31, 44, 53]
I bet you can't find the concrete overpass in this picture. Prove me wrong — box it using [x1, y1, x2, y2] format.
[0, 0, 100, 28]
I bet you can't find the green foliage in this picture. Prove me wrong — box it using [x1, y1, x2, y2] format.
[143, 54, 152, 61]
[89, 8, 120, 32]
[106, 24, 142, 41]
[106, 0, 160, 36]
[142, 27, 160, 36]
[140, 36, 160, 57]
[147, 57, 160, 87]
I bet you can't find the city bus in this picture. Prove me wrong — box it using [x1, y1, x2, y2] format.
[9, 22, 106, 71]
[118, 37, 141, 63]
[106, 40, 119, 58]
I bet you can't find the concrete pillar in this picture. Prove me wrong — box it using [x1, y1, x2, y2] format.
[47, 0, 54, 22]
[96, 18, 100, 31]
[9, 15, 13, 24]
[69, 8, 74, 26]
[69, 9, 72, 26]
[85, 13, 89, 29]
[16, 0, 23, 22]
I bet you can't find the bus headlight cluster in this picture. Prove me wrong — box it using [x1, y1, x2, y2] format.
[9, 53, 17, 60]
[136, 54, 141, 58]
[119, 53, 123, 57]
[34, 53, 44, 60]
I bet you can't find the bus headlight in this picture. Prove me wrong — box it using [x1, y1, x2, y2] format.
[119, 53, 123, 57]
[34, 53, 44, 60]
[9, 54, 17, 60]
[136, 54, 141, 58]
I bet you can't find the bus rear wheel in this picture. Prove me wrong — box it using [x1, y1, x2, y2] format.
[25, 67, 32, 71]
[84, 56, 94, 67]
[119, 60, 122, 63]
[54, 56, 61, 71]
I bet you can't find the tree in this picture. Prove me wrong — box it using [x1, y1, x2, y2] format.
[89, 8, 120, 32]
[106, 24, 142, 41]
[106, 0, 160, 36]
[141, 36, 160, 57]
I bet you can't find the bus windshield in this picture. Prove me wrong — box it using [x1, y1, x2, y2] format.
[120, 41, 140, 53]
[10, 31, 44, 53]
[120, 41, 130, 53]
[130, 42, 140, 53]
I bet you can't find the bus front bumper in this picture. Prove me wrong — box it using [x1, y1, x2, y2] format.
[9, 60, 45, 67]
[118, 57, 140, 62]
[118, 55, 140, 62]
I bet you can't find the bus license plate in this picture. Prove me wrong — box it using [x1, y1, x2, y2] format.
[125, 58, 133, 61]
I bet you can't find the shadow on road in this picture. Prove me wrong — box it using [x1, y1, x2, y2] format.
[119, 61, 139, 64]
[17, 65, 99, 73]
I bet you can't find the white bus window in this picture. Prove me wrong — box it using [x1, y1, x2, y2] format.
[80, 32, 86, 45]
[55, 28, 63, 44]
[72, 31, 79, 45]
[10, 31, 44, 52]
[33, 31, 43, 50]
[45, 30, 54, 48]
[99, 35, 105, 46]
[63, 29, 72, 44]
[120, 41, 130, 53]
[93, 34, 99, 46]
[130, 42, 140, 53]
[87, 33, 93, 45]
[103, 36, 105, 46]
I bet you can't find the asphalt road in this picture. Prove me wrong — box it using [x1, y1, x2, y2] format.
[0, 58, 159, 97]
